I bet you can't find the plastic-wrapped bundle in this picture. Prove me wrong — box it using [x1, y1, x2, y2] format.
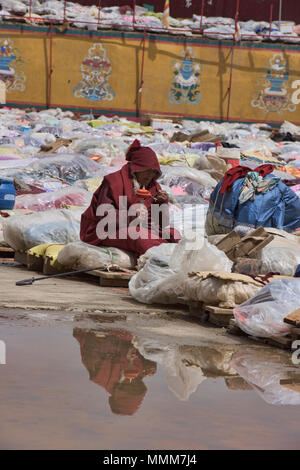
[3, 208, 83, 251]
[129, 236, 232, 305]
[57, 241, 135, 270]
[233, 279, 300, 338]
[159, 166, 217, 190]
[31, 154, 100, 183]
[256, 237, 300, 276]
[129, 243, 181, 304]
[14, 187, 92, 211]
[171, 236, 233, 274]
[183, 272, 261, 309]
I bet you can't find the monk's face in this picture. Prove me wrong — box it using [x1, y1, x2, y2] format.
[135, 169, 158, 188]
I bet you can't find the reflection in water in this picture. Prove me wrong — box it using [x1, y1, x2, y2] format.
[74, 324, 300, 413]
[133, 338, 237, 401]
[73, 328, 156, 416]
[231, 350, 300, 406]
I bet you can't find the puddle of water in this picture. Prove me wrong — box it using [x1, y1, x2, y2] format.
[1, 323, 300, 450]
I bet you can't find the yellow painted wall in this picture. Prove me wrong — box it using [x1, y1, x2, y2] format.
[1, 26, 300, 124]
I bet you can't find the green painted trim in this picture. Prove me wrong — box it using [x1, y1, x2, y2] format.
[1, 22, 300, 51]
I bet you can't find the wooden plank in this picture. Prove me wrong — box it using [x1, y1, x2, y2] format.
[205, 305, 234, 327]
[216, 231, 241, 254]
[225, 377, 253, 391]
[99, 277, 130, 288]
[14, 251, 27, 266]
[265, 335, 293, 350]
[188, 301, 208, 322]
[284, 308, 300, 327]
[0, 246, 14, 253]
[205, 306, 234, 315]
[26, 253, 44, 272]
[280, 379, 300, 394]
[94, 270, 134, 280]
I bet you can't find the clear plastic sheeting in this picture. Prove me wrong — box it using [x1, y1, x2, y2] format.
[57, 241, 135, 270]
[14, 187, 92, 211]
[233, 279, 300, 338]
[30, 154, 100, 184]
[129, 236, 233, 305]
[256, 237, 300, 276]
[159, 166, 217, 190]
[3, 208, 83, 251]
[129, 243, 181, 305]
[171, 236, 233, 274]
[231, 350, 300, 406]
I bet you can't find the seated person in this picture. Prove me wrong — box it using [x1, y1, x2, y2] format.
[205, 164, 300, 235]
[80, 139, 180, 259]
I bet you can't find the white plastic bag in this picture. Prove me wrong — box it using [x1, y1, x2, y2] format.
[3, 208, 83, 251]
[57, 241, 135, 270]
[129, 244, 182, 305]
[233, 279, 300, 338]
[257, 243, 300, 276]
[171, 236, 233, 273]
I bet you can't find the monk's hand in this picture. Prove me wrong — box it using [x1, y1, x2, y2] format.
[136, 205, 148, 221]
[155, 190, 168, 204]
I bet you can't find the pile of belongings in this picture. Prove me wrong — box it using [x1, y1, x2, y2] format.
[0, 106, 299, 342]
[1, 1, 300, 42]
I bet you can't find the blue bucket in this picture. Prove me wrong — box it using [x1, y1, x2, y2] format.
[0, 178, 16, 210]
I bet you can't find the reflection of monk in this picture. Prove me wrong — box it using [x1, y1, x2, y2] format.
[73, 328, 156, 416]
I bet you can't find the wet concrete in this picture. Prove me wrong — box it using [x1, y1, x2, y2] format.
[1, 309, 300, 450]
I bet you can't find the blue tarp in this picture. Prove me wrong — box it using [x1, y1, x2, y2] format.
[208, 175, 300, 233]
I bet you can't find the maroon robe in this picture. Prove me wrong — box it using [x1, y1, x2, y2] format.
[80, 139, 180, 258]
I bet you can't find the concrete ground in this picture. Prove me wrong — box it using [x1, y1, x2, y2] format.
[0, 262, 253, 348]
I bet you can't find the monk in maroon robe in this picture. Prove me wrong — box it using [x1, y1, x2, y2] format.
[80, 139, 180, 259]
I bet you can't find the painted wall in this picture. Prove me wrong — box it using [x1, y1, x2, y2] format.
[0, 24, 300, 125]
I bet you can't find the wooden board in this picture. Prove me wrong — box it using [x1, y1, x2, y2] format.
[0, 246, 15, 260]
[225, 377, 253, 391]
[93, 270, 135, 288]
[14, 251, 27, 266]
[284, 308, 300, 327]
[205, 305, 234, 327]
[189, 303, 233, 327]
[26, 253, 44, 272]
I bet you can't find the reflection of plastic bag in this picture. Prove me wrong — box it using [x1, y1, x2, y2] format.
[133, 337, 205, 401]
[231, 351, 300, 405]
[234, 279, 300, 338]
[15, 187, 92, 211]
[3, 208, 83, 251]
[57, 241, 135, 270]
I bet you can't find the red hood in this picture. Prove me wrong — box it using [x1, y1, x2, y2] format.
[126, 139, 161, 178]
